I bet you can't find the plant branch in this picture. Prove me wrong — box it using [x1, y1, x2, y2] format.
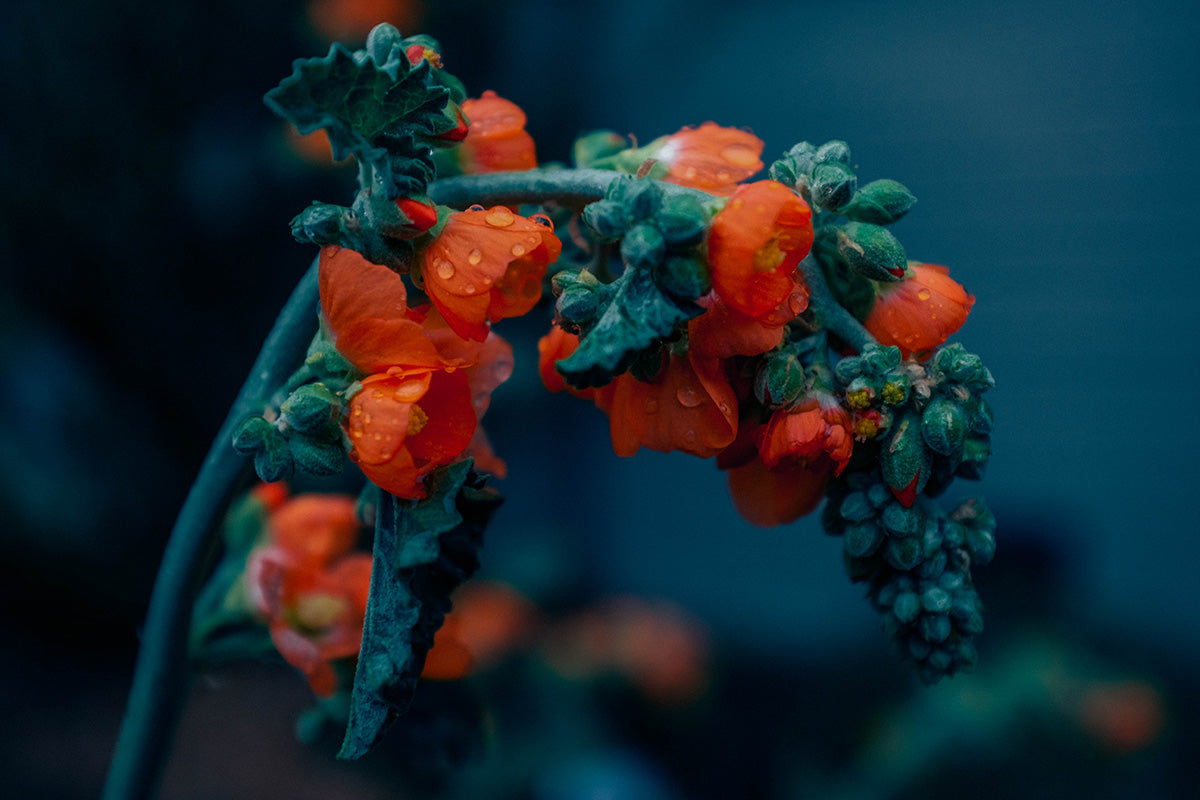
[799, 254, 875, 353]
[428, 168, 712, 209]
[103, 259, 321, 800]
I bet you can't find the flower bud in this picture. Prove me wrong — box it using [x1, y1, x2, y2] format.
[289, 436, 347, 477]
[810, 161, 857, 212]
[254, 434, 294, 483]
[624, 178, 663, 221]
[955, 435, 991, 480]
[233, 415, 274, 455]
[842, 179, 917, 224]
[835, 222, 907, 282]
[845, 521, 885, 558]
[281, 383, 339, 435]
[582, 199, 627, 242]
[815, 140, 852, 165]
[655, 194, 707, 247]
[654, 255, 711, 300]
[881, 414, 931, 507]
[753, 353, 807, 408]
[621, 223, 666, 270]
[921, 396, 967, 456]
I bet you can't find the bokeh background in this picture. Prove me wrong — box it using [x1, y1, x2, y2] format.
[3, 0, 1198, 797]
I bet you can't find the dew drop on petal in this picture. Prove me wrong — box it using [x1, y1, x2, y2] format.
[511, 243, 526, 257]
[721, 143, 760, 167]
[676, 385, 701, 408]
[467, 248, 483, 265]
[717, 401, 730, 414]
[531, 213, 554, 228]
[486, 207, 515, 227]
[716, 170, 731, 182]
[464, 283, 477, 293]
[436, 260, 456, 280]
[684, 166, 698, 179]
[731, 198, 744, 210]
[684, 428, 698, 445]
[788, 293, 805, 314]
[469, 204, 485, 211]
[917, 289, 932, 301]
[482, 275, 494, 286]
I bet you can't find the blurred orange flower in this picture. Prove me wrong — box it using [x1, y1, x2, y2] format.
[458, 91, 538, 174]
[656, 122, 764, 196]
[246, 494, 372, 696]
[536, 325, 595, 399]
[707, 180, 813, 321]
[688, 282, 809, 359]
[863, 262, 974, 360]
[306, 0, 423, 44]
[422, 206, 562, 341]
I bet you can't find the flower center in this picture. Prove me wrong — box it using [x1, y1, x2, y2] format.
[294, 593, 346, 631]
[408, 404, 429, 436]
[753, 237, 786, 274]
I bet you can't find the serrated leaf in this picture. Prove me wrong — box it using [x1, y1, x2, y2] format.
[556, 266, 701, 389]
[338, 464, 500, 760]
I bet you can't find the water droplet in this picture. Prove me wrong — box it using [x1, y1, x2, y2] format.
[788, 293, 805, 314]
[684, 166, 698, 179]
[481, 275, 493, 286]
[721, 143, 760, 167]
[353, 407, 362, 416]
[676, 385, 701, 407]
[717, 401, 730, 414]
[362, 413, 372, 424]
[467, 248, 483, 265]
[351, 429, 362, 439]
[531, 213, 554, 228]
[716, 170, 731, 182]
[755, 204, 768, 215]
[511, 243, 527, 257]
[468, 204, 485, 211]
[464, 283, 477, 293]
[684, 429, 698, 445]
[731, 198, 745, 210]
[373, 433, 383, 441]
[371, 390, 385, 400]
[436, 260, 456, 279]
[645, 397, 659, 414]
[917, 289, 932, 301]
[486, 207, 515, 227]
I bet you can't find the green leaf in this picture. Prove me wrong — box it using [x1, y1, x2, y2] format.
[556, 266, 701, 389]
[338, 463, 501, 760]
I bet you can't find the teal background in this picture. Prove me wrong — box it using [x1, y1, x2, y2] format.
[2, 0, 1198, 797]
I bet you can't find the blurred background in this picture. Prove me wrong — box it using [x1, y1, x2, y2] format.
[3, 0, 1198, 797]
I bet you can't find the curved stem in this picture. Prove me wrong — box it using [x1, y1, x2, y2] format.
[428, 168, 712, 209]
[799, 254, 875, 353]
[103, 260, 320, 800]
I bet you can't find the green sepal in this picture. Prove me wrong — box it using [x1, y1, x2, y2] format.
[921, 396, 967, 457]
[338, 462, 500, 760]
[555, 265, 702, 389]
[582, 199, 628, 242]
[815, 229, 878, 321]
[552, 270, 608, 330]
[842, 179, 917, 224]
[834, 221, 907, 283]
[655, 193, 708, 248]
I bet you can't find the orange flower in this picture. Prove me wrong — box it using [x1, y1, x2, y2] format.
[346, 367, 478, 499]
[862, 262, 975, 360]
[319, 245, 445, 375]
[706, 181, 813, 321]
[422, 206, 562, 341]
[688, 281, 809, 359]
[758, 393, 853, 476]
[593, 349, 737, 458]
[421, 581, 536, 681]
[458, 91, 538, 174]
[246, 493, 372, 696]
[655, 122, 764, 196]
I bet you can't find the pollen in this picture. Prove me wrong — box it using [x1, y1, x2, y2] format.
[753, 237, 786, 273]
[408, 404, 429, 436]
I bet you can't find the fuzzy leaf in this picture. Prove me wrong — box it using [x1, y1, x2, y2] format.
[338, 462, 500, 760]
[556, 266, 701, 389]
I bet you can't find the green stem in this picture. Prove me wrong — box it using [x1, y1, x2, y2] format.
[428, 167, 711, 209]
[103, 260, 320, 800]
[799, 254, 875, 353]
